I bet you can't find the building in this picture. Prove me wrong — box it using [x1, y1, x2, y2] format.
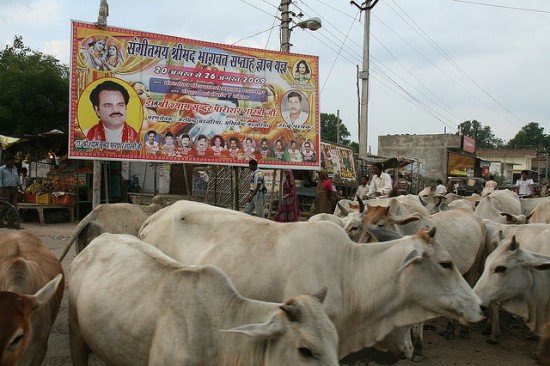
[476, 149, 538, 181]
[378, 134, 477, 181]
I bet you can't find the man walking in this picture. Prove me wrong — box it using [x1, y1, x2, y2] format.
[244, 159, 266, 218]
[0, 155, 21, 207]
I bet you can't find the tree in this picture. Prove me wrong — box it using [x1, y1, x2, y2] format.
[320, 113, 351, 144]
[457, 120, 504, 149]
[506, 122, 549, 151]
[0, 36, 69, 135]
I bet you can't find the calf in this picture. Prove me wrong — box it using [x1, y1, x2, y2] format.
[0, 229, 64, 366]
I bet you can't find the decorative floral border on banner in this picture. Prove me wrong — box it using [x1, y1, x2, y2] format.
[69, 21, 320, 169]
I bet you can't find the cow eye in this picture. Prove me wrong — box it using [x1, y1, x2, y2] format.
[9, 334, 23, 349]
[495, 266, 507, 273]
[298, 347, 315, 359]
[376, 221, 384, 227]
[439, 262, 453, 270]
[350, 226, 358, 232]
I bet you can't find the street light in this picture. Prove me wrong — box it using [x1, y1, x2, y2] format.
[292, 17, 322, 31]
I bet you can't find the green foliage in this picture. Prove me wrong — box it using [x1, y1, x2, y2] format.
[457, 120, 504, 149]
[320, 113, 351, 145]
[0, 36, 69, 135]
[348, 141, 359, 154]
[506, 122, 550, 150]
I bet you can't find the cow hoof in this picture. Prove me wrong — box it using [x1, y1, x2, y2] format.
[487, 338, 498, 345]
[412, 354, 424, 362]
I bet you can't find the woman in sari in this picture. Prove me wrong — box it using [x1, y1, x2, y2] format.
[314, 170, 334, 214]
[274, 170, 301, 222]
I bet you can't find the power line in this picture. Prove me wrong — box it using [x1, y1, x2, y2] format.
[238, 0, 278, 18]
[231, 25, 279, 45]
[320, 9, 360, 93]
[386, 0, 525, 126]
[451, 0, 550, 14]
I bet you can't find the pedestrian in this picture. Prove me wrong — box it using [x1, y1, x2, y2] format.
[355, 175, 369, 201]
[314, 170, 334, 214]
[481, 175, 498, 197]
[273, 170, 300, 222]
[514, 170, 534, 198]
[434, 179, 447, 196]
[244, 159, 266, 218]
[0, 155, 21, 207]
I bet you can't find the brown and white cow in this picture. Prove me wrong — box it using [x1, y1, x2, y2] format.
[69, 233, 339, 366]
[139, 200, 484, 358]
[0, 229, 64, 366]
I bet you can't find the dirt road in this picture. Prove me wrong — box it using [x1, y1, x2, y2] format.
[20, 222, 537, 365]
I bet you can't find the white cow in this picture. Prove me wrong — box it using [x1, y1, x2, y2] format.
[474, 189, 526, 224]
[474, 236, 550, 339]
[527, 200, 550, 224]
[447, 199, 475, 212]
[139, 200, 484, 358]
[308, 213, 344, 227]
[519, 197, 550, 216]
[68, 233, 339, 366]
[59, 196, 168, 261]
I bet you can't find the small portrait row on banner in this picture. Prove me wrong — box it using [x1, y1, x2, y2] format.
[141, 130, 316, 163]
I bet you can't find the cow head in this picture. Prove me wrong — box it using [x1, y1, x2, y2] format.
[500, 212, 527, 224]
[221, 290, 339, 365]
[396, 227, 484, 325]
[474, 236, 550, 317]
[0, 274, 62, 366]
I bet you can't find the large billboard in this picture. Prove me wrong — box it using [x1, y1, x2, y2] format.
[320, 142, 356, 185]
[69, 21, 320, 169]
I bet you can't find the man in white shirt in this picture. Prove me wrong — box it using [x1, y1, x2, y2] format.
[515, 170, 534, 198]
[355, 176, 369, 201]
[282, 91, 309, 127]
[367, 163, 393, 198]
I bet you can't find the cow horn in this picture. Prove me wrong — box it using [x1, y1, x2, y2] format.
[508, 235, 519, 251]
[337, 202, 349, 216]
[427, 226, 436, 238]
[356, 195, 365, 213]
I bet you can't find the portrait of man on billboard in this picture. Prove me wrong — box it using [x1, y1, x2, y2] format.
[282, 91, 309, 128]
[85, 80, 139, 143]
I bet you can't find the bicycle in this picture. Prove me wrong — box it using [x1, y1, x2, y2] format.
[0, 196, 21, 229]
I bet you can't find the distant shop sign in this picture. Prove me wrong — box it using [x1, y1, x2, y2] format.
[462, 135, 476, 154]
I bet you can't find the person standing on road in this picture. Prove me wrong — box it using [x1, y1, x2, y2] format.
[273, 170, 300, 222]
[244, 159, 266, 218]
[0, 155, 21, 207]
[515, 170, 534, 198]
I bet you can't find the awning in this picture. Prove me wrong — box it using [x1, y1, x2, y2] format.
[0, 135, 28, 150]
[359, 156, 415, 169]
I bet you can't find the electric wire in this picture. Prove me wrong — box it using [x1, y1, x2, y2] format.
[388, 0, 526, 126]
[232, 25, 279, 46]
[451, 0, 550, 14]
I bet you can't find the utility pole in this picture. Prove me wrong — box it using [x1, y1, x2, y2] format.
[352, 0, 379, 159]
[280, 0, 292, 52]
[336, 109, 341, 144]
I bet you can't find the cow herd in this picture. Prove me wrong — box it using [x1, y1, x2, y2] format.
[0, 189, 548, 365]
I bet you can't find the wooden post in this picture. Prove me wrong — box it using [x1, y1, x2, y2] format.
[103, 162, 109, 204]
[92, 160, 101, 208]
[268, 169, 277, 219]
[233, 166, 240, 211]
[182, 163, 190, 198]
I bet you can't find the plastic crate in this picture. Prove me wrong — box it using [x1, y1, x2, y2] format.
[59, 194, 76, 206]
[36, 193, 51, 205]
[24, 192, 36, 203]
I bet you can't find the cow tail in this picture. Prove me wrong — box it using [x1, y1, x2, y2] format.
[58, 211, 96, 262]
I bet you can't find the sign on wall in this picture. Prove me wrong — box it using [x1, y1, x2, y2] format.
[320, 142, 356, 184]
[69, 21, 320, 169]
[447, 152, 475, 177]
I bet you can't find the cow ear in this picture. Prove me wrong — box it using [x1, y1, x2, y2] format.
[312, 288, 327, 304]
[501, 212, 526, 224]
[280, 301, 301, 322]
[521, 252, 550, 271]
[30, 274, 62, 309]
[391, 213, 421, 226]
[221, 317, 284, 339]
[398, 249, 422, 272]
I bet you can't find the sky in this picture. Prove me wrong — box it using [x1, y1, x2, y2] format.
[1, 0, 549, 154]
